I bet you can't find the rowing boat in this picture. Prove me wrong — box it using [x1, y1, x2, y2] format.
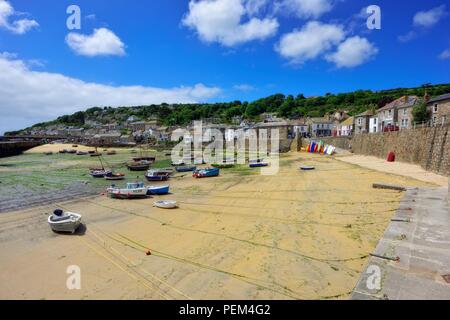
[153, 200, 178, 209]
[48, 209, 82, 234]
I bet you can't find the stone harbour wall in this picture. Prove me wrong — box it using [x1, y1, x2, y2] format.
[351, 125, 449, 176]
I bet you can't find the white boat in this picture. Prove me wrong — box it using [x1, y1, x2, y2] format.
[107, 182, 148, 199]
[48, 210, 82, 233]
[153, 200, 178, 209]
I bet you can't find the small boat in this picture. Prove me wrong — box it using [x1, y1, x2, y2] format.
[105, 172, 125, 181]
[158, 168, 174, 175]
[132, 156, 155, 162]
[249, 163, 269, 168]
[300, 166, 315, 171]
[59, 149, 67, 154]
[90, 153, 102, 157]
[153, 200, 178, 209]
[44, 152, 53, 155]
[106, 150, 117, 155]
[211, 163, 234, 169]
[145, 169, 170, 181]
[76, 151, 88, 155]
[90, 169, 112, 178]
[107, 182, 148, 199]
[176, 166, 197, 172]
[72, 144, 78, 148]
[171, 160, 185, 167]
[66, 149, 77, 154]
[48, 209, 82, 234]
[88, 150, 96, 154]
[130, 150, 138, 154]
[147, 185, 170, 195]
[127, 162, 151, 171]
[193, 167, 220, 178]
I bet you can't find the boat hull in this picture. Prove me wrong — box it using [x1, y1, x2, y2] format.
[107, 188, 148, 199]
[147, 185, 170, 195]
[145, 175, 169, 181]
[48, 212, 82, 234]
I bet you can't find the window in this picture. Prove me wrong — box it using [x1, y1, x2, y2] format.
[358, 118, 362, 125]
[403, 109, 407, 115]
[405, 119, 408, 127]
[388, 110, 392, 116]
[434, 104, 438, 113]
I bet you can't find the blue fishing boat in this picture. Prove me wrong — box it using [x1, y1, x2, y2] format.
[145, 169, 170, 181]
[147, 185, 170, 195]
[249, 163, 269, 168]
[176, 166, 197, 172]
[193, 167, 220, 178]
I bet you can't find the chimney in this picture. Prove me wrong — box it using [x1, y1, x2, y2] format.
[424, 90, 430, 104]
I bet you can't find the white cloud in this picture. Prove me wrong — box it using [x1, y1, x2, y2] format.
[66, 28, 126, 57]
[275, 0, 333, 19]
[0, 0, 38, 34]
[276, 21, 344, 64]
[0, 54, 221, 133]
[245, 0, 269, 16]
[413, 5, 447, 28]
[439, 48, 450, 60]
[326, 36, 378, 68]
[182, 0, 279, 46]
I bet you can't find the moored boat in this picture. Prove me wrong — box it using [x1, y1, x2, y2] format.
[106, 150, 117, 155]
[105, 172, 125, 181]
[171, 160, 185, 166]
[107, 182, 148, 199]
[48, 209, 82, 234]
[147, 185, 170, 195]
[145, 169, 170, 181]
[249, 162, 269, 168]
[127, 161, 151, 171]
[176, 166, 197, 172]
[153, 200, 178, 209]
[211, 163, 234, 169]
[76, 151, 88, 155]
[193, 167, 220, 178]
[132, 156, 155, 162]
[90, 169, 112, 178]
[44, 152, 53, 155]
[90, 153, 102, 157]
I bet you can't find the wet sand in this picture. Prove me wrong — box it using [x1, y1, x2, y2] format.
[0, 152, 437, 300]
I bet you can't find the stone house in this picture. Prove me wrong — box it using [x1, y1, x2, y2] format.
[354, 110, 374, 134]
[376, 96, 419, 132]
[427, 93, 450, 126]
[336, 117, 354, 136]
[369, 116, 379, 133]
[397, 96, 420, 129]
[289, 120, 308, 138]
[307, 118, 333, 137]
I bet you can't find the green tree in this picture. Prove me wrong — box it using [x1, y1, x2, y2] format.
[412, 103, 429, 123]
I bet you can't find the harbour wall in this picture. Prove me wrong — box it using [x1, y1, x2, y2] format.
[311, 125, 449, 176]
[0, 141, 41, 158]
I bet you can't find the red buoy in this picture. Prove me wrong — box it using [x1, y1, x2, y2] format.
[387, 152, 395, 162]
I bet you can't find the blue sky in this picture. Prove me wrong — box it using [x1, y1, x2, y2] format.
[0, 0, 449, 133]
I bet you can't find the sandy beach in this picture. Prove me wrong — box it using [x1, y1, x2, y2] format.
[0, 148, 439, 300]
